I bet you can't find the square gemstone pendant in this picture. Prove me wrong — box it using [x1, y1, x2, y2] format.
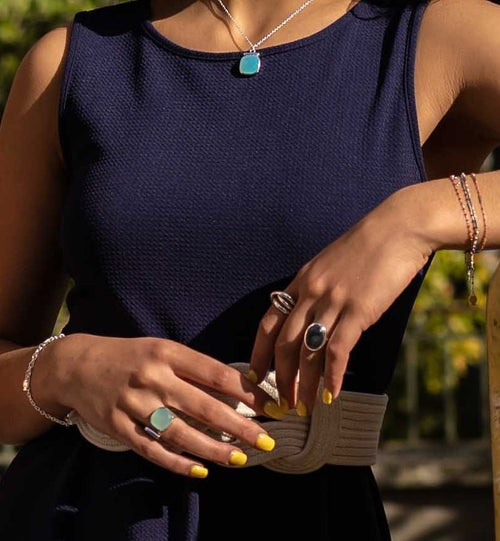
[239, 52, 261, 76]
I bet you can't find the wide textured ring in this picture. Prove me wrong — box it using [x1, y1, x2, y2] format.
[304, 322, 328, 352]
[270, 290, 296, 315]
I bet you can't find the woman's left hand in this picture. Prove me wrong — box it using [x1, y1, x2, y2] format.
[248, 186, 434, 416]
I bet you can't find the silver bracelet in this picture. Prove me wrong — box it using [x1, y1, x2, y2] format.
[22, 333, 73, 427]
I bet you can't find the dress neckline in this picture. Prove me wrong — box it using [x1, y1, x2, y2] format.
[139, 0, 364, 60]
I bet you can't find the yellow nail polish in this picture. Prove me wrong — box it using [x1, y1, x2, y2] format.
[279, 396, 289, 414]
[263, 400, 284, 420]
[247, 369, 258, 383]
[229, 450, 248, 466]
[322, 388, 333, 405]
[296, 400, 308, 417]
[190, 465, 209, 478]
[256, 433, 275, 452]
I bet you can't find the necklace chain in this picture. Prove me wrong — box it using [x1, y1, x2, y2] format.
[216, 0, 316, 52]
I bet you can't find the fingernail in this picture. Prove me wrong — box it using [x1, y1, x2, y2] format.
[322, 388, 333, 405]
[256, 433, 275, 452]
[296, 400, 308, 417]
[279, 396, 289, 414]
[263, 400, 284, 420]
[190, 465, 209, 478]
[247, 369, 258, 384]
[229, 450, 248, 466]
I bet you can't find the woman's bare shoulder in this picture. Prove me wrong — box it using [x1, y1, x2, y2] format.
[12, 23, 71, 103]
[419, 0, 500, 143]
[6, 23, 72, 164]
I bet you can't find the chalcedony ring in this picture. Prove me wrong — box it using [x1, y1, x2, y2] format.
[144, 406, 176, 440]
[270, 290, 296, 315]
[304, 322, 328, 352]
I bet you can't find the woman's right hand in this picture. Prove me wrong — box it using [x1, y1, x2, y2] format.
[35, 332, 280, 478]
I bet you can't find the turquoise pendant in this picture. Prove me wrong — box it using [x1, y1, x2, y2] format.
[239, 52, 261, 76]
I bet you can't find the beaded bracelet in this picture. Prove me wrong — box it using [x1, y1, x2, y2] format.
[22, 333, 73, 427]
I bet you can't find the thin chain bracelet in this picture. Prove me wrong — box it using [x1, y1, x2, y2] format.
[449, 174, 473, 246]
[22, 333, 73, 427]
[449, 173, 483, 307]
[459, 173, 480, 254]
[470, 172, 487, 251]
[460, 172, 483, 306]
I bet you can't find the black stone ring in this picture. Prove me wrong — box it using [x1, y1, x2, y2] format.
[270, 291, 296, 315]
[304, 322, 328, 352]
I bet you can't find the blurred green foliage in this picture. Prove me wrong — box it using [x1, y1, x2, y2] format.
[1, 0, 499, 442]
[410, 250, 492, 392]
[0, 0, 115, 110]
[380, 249, 497, 440]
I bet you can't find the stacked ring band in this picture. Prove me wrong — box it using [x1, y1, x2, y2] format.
[270, 291, 296, 315]
[143, 406, 176, 440]
[304, 322, 328, 352]
[144, 425, 162, 440]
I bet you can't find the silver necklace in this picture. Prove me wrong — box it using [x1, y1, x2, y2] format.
[216, 0, 316, 76]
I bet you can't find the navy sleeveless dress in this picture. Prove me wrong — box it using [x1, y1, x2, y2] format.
[0, 0, 431, 539]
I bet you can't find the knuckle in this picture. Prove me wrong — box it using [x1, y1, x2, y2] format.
[258, 313, 277, 336]
[147, 339, 171, 362]
[301, 350, 319, 364]
[163, 424, 186, 450]
[106, 408, 123, 430]
[296, 260, 314, 282]
[129, 363, 157, 389]
[115, 390, 135, 412]
[136, 440, 158, 462]
[204, 443, 227, 464]
[206, 365, 233, 391]
[196, 401, 219, 426]
[326, 286, 344, 305]
[326, 341, 347, 361]
[238, 422, 261, 445]
[274, 335, 292, 353]
[302, 275, 325, 298]
[345, 300, 377, 330]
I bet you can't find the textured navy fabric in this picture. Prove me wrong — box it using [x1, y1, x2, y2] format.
[0, 1, 430, 539]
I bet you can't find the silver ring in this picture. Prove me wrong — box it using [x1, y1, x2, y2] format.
[143, 425, 162, 440]
[304, 322, 327, 352]
[270, 290, 296, 315]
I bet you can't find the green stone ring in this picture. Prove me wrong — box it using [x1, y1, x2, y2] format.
[149, 406, 176, 433]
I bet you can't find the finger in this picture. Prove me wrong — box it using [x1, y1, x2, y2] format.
[297, 306, 340, 415]
[145, 378, 277, 452]
[111, 411, 210, 479]
[273, 301, 313, 412]
[131, 400, 250, 468]
[248, 286, 299, 384]
[324, 309, 363, 400]
[153, 349, 283, 420]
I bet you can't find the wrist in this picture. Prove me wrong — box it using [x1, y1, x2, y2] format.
[31, 332, 85, 419]
[390, 179, 469, 253]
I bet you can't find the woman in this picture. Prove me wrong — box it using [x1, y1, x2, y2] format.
[0, 0, 498, 539]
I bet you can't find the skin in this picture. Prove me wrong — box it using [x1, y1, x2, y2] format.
[0, 0, 499, 477]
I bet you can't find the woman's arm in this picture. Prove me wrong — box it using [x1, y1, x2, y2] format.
[249, 0, 500, 412]
[0, 25, 72, 442]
